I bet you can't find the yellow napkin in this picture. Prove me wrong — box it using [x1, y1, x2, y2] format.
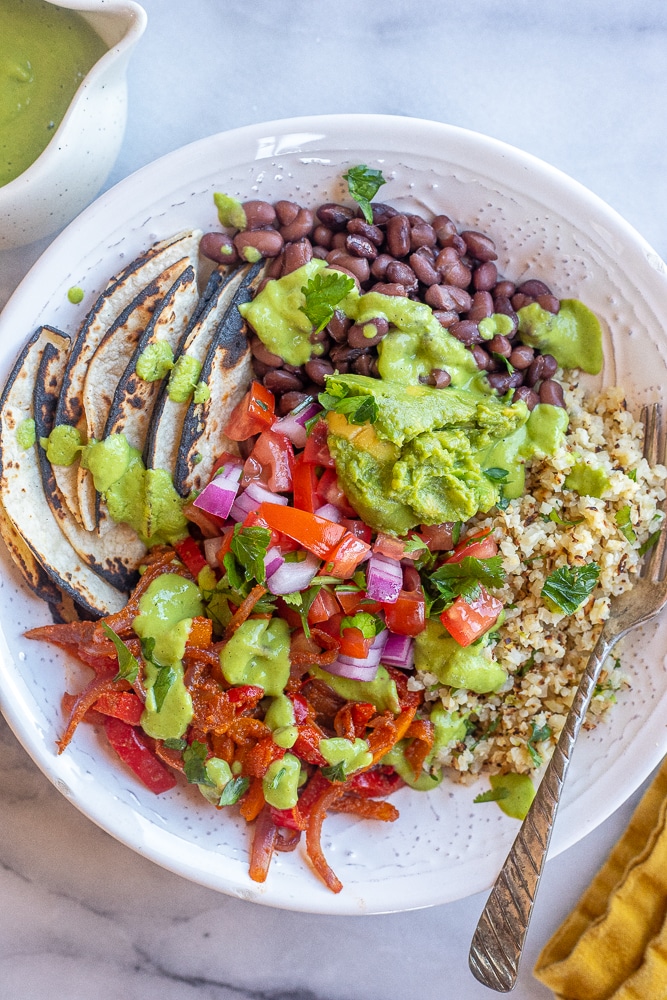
[534, 759, 667, 1000]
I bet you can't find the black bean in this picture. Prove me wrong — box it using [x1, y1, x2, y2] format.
[326, 310, 352, 343]
[473, 261, 498, 292]
[234, 229, 284, 260]
[312, 246, 329, 260]
[512, 292, 534, 311]
[432, 214, 457, 244]
[242, 200, 277, 229]
[439, 233, 467, 255]
[512, 386, 539, 410]
[487, 334, 512, 357]
[345, 233, 378, 260]
[540, 354, 559, 379]
[425, 284, 463, 312]
[386, 214, 411, 257]
[199, 232, 239, 266]
[279, 391, 312, 416]
[518, 279, 552, 297]
[536, 293, 560, 314]
[385, 260, 418, 290]
[347, 317, 389, 348]
[331, 232, 348, 250]
[509, 345, 535, 369]
[371, 253, 394, 280]
[330, 344, 369, 365]
[274, 201, 300, 226]
[369, 358, 381, 378]
[410, 220, 437, 250]
[351, 354, 375, 376]
[432, 310, 458, 328]
[370, 202, 399, 225]
[467, 291, 495, 322]
[525, 355, 546, 387]
[316, 202, 355, 230]
[493, 280, 516, 299]
[470, 345, 494, 371]
[347, 218, 384, 246]
[312, 225, 334, 249]
[461, 230, 498, 262]
[263, 369, 304, 393]
[487, 370, 524, 393]
[282, 239, 313, 274]
[539, 379, 565, 407]
[304, 358, 335, 386]
[251, 359, 272, 379]
[410, 251, 441, 286]
[419, 368, 451, 388]
[492, 296, 519, 332]
[250, 337, 283, 368]
[369, 282, 407, 297]
[450, 320, 482, 346]
[280, 207, 314, 242]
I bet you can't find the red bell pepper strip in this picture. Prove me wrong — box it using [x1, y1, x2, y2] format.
[175, 537, 208, 578]
[93, 690, 144, 726]
[103, 716, 177, 794]
[255, 502, 346, 559]
[439, 586, 503, 647]
[270, 804, 307, 831]
[292, 722, 328, 766]
[224, 381, 276, 441]
[346, 766, 405, 798]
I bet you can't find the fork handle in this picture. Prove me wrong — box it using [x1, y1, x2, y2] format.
[468, 629, 617, 992]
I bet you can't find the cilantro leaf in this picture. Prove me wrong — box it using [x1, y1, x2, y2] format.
[153, 665, 176, 713]
[483, 467, 510, 482]
[102, 622, 139, 684]
[318, 389, 378, 426]
[219, 775, 249, 806]
[321, 761, 347, 783]
[340, 611, 384, 638]
[301, 271, 355, 333]
[431, 555, 505, 589]
[162, 738, 187, 751]
[541, 562, 600, 614]
[473, 787, 509, 804]
[281, 584, 323, 638]
[403, 536, 429, 556]
[183, 741, 214, 786]
[526, 721, 552, 767]
[627, 468, 637, 482]
[343, 164, 387, 224]
[615, 505, 637, 543]
[267, 766, 287, 791]
[224, 523, 272, 594]
[639, 529, 661, 556]
[542, 509, 585, 527]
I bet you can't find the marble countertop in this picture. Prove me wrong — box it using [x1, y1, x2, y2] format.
[2, 2, 667, 997]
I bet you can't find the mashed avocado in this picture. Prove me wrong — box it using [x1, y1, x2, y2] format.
[323, 373, 562, 534]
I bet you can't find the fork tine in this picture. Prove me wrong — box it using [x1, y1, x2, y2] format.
[640, 402, 667, 581]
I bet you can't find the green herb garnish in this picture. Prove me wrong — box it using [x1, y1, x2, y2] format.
[541, 562, 600, 615]
[526, 721, 552, 767]
[318, 387, 379, 426]
[301, 270, 355, 333]
[162, 738, 187, 751]
[219, 775, 250, 806]
[340, 611, 384, 638]
[639, 529, 661, 556]
[152, 666, 176, 713]
[102, 622, 139, 684]
[615, 506, 637, 543]
[473, 787, 509, 804]
[183, 741, 214, 786]
[343, 164, 386, 224]
[321, 761, 348, 783]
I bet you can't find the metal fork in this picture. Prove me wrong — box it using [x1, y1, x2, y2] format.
[469, 403, 667, 992]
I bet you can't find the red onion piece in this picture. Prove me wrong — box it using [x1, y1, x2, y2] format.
[273, 400, 322, 448]
[366, 553, 403, 604]
[266, 552, 321, 595]
[321, 658, 380, 682]
[229, 490, 260, 522]
[193, 468, 242, 521]
[203, 536, 224, 568]
[314, 503, 342, 523]
[264, 546, 285, 579]
[245, 482, 289, 506]
[381, 632, 415, 671]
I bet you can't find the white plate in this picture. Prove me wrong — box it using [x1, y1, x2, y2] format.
[1, 114, 667, 915]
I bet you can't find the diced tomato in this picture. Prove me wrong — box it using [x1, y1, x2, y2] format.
[188, 616, 213, 648]
[317, 468, 356, 516]
[224, 381, 276, 441]
[256, 502, 346, 559]
[93, 690, 144, 726]
[292, 456, 319, 513]
[211, 451, 243, 477]
[419, 522, 455, 552]
[324, 531, 370, 579]
[182, 502, 225, 539]
[292, 722, 328, 766]
[103, 716, 177, 794]
[302, 418, 335, 467]
[275, 598, 303, 629]
[339, 626, 373, 659]
[335, 589, 381, 615]
[383, 589, 426, 637]
[445, 528, 497, 564]
[174, 536, 208, 578]
[373, 533, 407, 561]
[215, 525, 235, 562]
[340, 518, 372, 544]
[439, 586, 503, 647]
[346, 766, 405, 798]
[307, 588, 340, 625]
[242, 429, 294, 492]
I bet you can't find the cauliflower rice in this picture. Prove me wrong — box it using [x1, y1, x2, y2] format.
[413, 378, 667, 781]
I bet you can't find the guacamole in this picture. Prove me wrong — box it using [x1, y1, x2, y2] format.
[323, 373, 567, 534]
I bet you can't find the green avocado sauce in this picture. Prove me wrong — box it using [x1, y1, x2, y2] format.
[132, 574, 203, 740]
[135, 341, 174, 382]
[415, 619, 508, 694]
[308, 664, 400, 715]
[489, 772, 535, 820]
[319, 736, 372, 776]
[220, 617, 291, 697]
[1, 0, 107, 187]
[517, 300, 603, 374]
[564, 461, 610, 498]
[16, 417, 36, 449]
[262, 753, 301, 810]
[168, 354, 203, 403]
